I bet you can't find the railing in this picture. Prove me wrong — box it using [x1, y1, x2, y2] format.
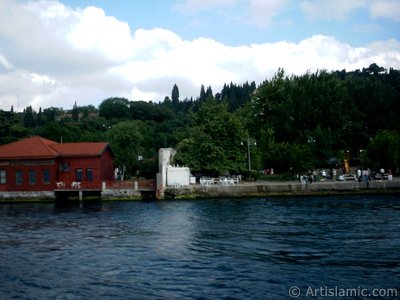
[54, 179, 155, 191]
[103, 180, 134, 189]
[199, 176, 242, 186]
[104, 179, 155, 190]
[137, 179, 156, 190]
[55, 181, 102, 190]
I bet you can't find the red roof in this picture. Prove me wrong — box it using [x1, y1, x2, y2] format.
[0, 136, 112, 160]
[50, 142, 109, 157]
[0, 136, 59, 160]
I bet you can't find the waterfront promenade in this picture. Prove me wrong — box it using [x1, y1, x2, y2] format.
[164, 177, 400, 199]
[1, 177, 399, 201]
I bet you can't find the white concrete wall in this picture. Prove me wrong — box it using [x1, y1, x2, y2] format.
[157, 148, 176, 198]
[167, 166, 190, 186]
[158, 148, 176, 188]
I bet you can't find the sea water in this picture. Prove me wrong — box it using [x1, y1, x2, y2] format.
[0, 195, 399, 299]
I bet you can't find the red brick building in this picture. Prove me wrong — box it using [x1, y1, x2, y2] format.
[0, 136, 114, 191]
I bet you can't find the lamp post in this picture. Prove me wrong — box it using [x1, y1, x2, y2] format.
[241, 139, 256, 172]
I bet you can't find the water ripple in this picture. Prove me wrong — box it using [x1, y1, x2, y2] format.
[1, 195, 399, 299]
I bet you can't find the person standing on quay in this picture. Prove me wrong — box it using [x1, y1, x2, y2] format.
[362, 169, 369, 183]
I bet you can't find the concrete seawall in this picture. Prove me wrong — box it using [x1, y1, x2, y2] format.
[164, 180, 400, 199]
[0, 189, 142, 202]
[0, 191, 56, 202]
[1, 180, 399, 202]
[101, 189, 142, 200]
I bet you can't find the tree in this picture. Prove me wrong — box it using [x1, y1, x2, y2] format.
[363, 63, 386, 76]
[267, 142, 315, 175]
[175, 99, 247, 174]
[259, 127, 315, 174]
[36, 107, 45, 126]
[199, 85, 206, 102]
[362, 130, 400, 171]
[23, 106, 36, 128]
[0, 64, 398, 177]
[252, 68, 288, 136]
[171, 84, 179, 107]
[107, 121, 144, 179]
[99, 98, 130, 120]
[36, 121, 74, 143]
[72, 101, 79, 121]
[130, 100, 174, 122]
[42, 107, 59, 122]
[205, 86, 213, 99]
[253, 69, 360, 167]
[220, 81, 256, 111]
[0, 110, 21, 145]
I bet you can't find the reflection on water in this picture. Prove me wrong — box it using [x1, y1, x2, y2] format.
[1, 195, 400, 299]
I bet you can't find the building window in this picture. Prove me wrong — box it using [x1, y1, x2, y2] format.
[59, 162, 70, 172]
[86, 168, 93, 181]
[42, 169, 50, 185]
[0, 170, 6, 184]
[76, 169, 83, 182]
[16, 170, 23, 185]
[29, 170, 37, 185]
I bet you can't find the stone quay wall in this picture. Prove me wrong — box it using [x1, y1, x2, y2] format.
[164, 180, 400, 199]
[1, 180, 399, 202]
[0, 191, 56, 202]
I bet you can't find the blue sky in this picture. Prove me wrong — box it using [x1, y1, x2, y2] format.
[0, 0, 399, 110]
[61, 0, 400, 46]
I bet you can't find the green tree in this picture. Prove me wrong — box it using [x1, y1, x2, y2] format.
[205, 86, 213, 99]
[171, 84, 179, 107]
[199, 85, 206, 102]
[42, 107, 60, 122]
[0, 110, 21, 145]
[130, 101, 174, 122]
[72, 101, 79, 121]
[175, 99, 246, 174]
[10, 124, 30, 140]
[259, 127, 315, 174]
[36, 121, 74, 143]
[36, 107, 45, 126]
[107, 121, 144, 179]
[362, 130, 400, 171]
[99, 98, 130, 120]
[253, 69, 358, 167]
[23, 106, 36, 128]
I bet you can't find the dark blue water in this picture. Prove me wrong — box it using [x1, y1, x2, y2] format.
[1, 195, 400, 300]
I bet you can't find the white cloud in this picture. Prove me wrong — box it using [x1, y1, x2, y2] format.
[352, 23, 382, 34]
[176, 0, 292, 27]
[175, 0, 237, 13]
[31, 73, 56, 86]
[0, 53, 13, 70]
[300, 0, 366, 20]
[300, 0, 400, 21]
[0, 0, 399, 112]
[369, 0, 400, 21]
[364, 39, 400, 67]
[244, 0, 292, 27]
[67, 6, 136, 61]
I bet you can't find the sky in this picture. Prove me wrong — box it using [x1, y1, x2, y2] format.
[0, 0, 400, 111]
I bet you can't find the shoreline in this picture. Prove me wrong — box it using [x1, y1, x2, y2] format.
[1, 178, 399, 203]
[163, 178, 400, 200]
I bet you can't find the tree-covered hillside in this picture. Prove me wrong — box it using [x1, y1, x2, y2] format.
[1, 64, 399, 178]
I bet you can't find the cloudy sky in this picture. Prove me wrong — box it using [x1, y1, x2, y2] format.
[1, 0, 399, 111]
